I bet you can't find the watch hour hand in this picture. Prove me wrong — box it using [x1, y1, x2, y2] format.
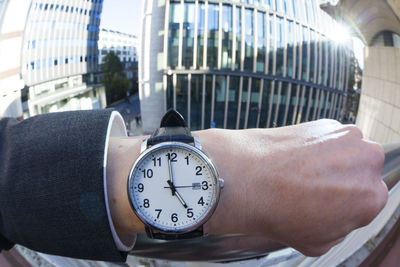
[167, 181, 188, 209]
[167, 180, 176, 195]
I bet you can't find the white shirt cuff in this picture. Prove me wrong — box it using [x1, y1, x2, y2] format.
[103, 111, 136, 252]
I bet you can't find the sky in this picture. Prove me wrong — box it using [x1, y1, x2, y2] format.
[100, 0, 143, 37]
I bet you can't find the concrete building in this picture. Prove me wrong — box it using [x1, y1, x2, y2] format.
[0, 0, 31, 119]
[0, 0, 106, 119]
[98, 28, 139, 93]
[322, 0, 400, 143]
[98, 28, 138, 65]
[139, 0, 354, 133]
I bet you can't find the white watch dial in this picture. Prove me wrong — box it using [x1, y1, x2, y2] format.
[128, 142, 219, 233]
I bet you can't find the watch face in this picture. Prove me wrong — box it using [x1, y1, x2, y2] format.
[127, 142, 220, 233]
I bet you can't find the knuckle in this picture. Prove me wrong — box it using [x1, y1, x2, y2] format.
[318, 119, 341, 126]
[362, 141, 385, 170]
[345, 125, 363, 139]
[360, 183, 388, 225]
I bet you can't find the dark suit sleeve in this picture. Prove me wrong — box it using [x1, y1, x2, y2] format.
[0, 110, 127, 262]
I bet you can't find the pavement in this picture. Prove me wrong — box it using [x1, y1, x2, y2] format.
[107, 94, 143, 136]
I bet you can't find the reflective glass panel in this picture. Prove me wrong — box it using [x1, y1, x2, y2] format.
[227, 76, 240, 129]
[239, 77, 249, 128]
[286, 20, 294, 77]
[320, 36, 327, 84]
[190, 74, 203, 130]
[247, 78, 261, 128]
[256, 11, 266, 73]
[295, 22, 302, 79]
[176, 75, 188, 120]
[214, 75, 227, 128]
[221, 5, 233, 69]
[309, 29, 316, 82]
[302, 25, 309, 81]
[234, 7, 241, 70]
[204, 75, 213, 128]
[197, 3, 205, 68]
[275, 16, 284, 76]
[182, 3, 195, 68]
[307, 87, 317, 121]
[268, 14, 275, 74]
[207, 3, 219, 69]
[259, 79, 272, 128]
[277, 82, 288, 126]
[168, 1, 181, 68]
[244, 9, 254, 71]
[300, 86, 309, 123]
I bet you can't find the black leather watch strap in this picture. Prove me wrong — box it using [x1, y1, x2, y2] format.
[147, 109, 194, 146]
[145, 109, 204, 240]
[145, 226, 204, 240]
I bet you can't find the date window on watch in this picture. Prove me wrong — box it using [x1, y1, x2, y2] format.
[192, 182, 201, 190]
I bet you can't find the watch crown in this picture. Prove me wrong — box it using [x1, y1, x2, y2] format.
[219, 178, 224, 188]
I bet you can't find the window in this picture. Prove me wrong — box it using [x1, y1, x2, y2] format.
[309, 29, 317, 82]
[214, 75, 227, 127]
[182, 2, 195, 68]
[176, 75, 189, 121]
[207, 3, 219, 69]
[190, 75, 202, 130]
[239, 77, 249, 128]
[247, 78, 262, 128]
[302, 26, 309, 81]
[275, 16, 284, 76]
[259, 79, 272, 127]
[167, 1, 180, 68]
[286, 20, 294, 77]
[256, 11, 266, 72]
[227, 76, 241, 129]
[221, 5, 233, 69]
[268, 14, 275, 74]
[197, 3, 205, 68]
[234, 7, 241, 70]
[244, 8, 254, 71]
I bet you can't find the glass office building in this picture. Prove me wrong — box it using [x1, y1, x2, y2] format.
[140, 0, 352, 132]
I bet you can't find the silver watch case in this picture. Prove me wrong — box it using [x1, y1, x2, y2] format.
[127, 140, 223, 235]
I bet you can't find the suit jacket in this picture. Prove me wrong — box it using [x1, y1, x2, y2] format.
[0, 110, 127, 262]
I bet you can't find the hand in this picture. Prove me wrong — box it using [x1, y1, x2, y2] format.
[199, 119, 388, 256]
[107, 119, 388, 256]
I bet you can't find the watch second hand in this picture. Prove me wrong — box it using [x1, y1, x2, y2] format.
[163, 185, 194, 188]
[167, 181, 188, 208]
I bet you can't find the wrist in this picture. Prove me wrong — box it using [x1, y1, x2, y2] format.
[107, 136, 147, 235]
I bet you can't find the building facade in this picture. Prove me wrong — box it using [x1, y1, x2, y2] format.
[0, 0, 31, 119]
[323, 0, 400, 144]
[0, 0, 106, 118]
[139, 0, 353, 133]
[98, 28, 138, 65]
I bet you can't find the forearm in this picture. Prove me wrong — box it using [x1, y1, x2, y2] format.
[107, 120, 387, 257]
[106, 129, 256, 236]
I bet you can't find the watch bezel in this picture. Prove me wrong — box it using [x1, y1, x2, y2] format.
[127, 141, 221, 235]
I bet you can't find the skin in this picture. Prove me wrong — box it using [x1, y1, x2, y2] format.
[106, 119, 388, 257]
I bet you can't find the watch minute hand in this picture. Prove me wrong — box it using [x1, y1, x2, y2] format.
[167, 181, 188, 209]
[167, 159, 175, 196]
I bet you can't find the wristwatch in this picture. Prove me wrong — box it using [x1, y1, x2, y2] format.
[127, 109, 224, 240]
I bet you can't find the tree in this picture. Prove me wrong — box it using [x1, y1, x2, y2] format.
[101, 51, 130, 104]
